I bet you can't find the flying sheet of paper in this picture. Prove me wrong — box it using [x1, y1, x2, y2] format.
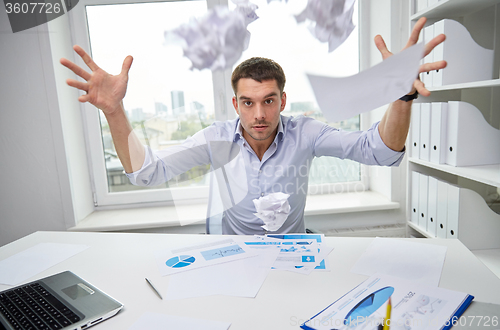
[307, 42, 424, 123]
[0, 243, 89, 286]
[350, 238, 447, 286]
[128, 312, 231, 330]
[155, 239, 257, 276]
[164, 246, 280, 300]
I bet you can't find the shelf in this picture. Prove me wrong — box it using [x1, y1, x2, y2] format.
[409, 158, 500, 187]
[407, 221, 433, 238]
[411, 0, 500, 20]
[426, 79, 500, 92]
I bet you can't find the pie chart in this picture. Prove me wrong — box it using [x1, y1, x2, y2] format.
[166, 255, 196, 268]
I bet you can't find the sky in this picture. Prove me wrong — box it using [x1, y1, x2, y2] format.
[86, 0, 359, 116]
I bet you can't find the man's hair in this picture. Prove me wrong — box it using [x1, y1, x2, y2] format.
[231, 57, 286, 96]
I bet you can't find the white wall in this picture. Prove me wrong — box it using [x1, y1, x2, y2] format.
[0, 12, 70, 245]
[0, 10, 95, 246]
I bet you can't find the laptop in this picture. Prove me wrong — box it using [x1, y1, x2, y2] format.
[0, 271, 123, 330]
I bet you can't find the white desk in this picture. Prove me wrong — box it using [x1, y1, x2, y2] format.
[1, 232, 499, 329]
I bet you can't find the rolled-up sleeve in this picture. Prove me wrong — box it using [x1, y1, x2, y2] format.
[313, 121, 405, 166]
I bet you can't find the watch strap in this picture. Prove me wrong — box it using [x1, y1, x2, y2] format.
[399, 90, 419, 102]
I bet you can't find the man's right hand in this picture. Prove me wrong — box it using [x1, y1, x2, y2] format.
[60, 45, 133, 117]
[61, 45, 144, 174]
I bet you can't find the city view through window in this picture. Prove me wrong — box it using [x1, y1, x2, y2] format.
[86, 0, 361, 194]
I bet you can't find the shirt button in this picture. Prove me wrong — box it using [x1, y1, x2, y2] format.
[259, 170, 262, 174]
[261, 192, 264, 197]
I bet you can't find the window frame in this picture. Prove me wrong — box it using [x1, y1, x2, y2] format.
[68, 0, 368, 207]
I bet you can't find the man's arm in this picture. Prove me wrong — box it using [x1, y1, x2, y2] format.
[377, 17, 447, 152]
[60, 45, 144, 173]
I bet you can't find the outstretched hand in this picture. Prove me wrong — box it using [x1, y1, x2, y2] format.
[60, 45, 133, 116]
[374, 17, 447, 97]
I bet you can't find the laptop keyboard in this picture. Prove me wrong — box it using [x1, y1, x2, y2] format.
[0, 283, 82, 330]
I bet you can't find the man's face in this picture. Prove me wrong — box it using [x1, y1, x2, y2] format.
[232, 78, 286, 147]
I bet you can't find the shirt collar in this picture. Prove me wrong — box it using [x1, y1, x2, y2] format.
[233, 115, 285, 142]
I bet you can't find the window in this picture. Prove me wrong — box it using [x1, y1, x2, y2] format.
[74, 0, 364, 206]
[85, 0, 216, 198]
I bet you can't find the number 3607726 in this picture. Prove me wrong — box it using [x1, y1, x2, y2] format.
[5, 2, 61, 14]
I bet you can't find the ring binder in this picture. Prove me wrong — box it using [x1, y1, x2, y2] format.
[418, 173, 429, 230]
[411, 103, 421, 159]
[419, 103, 431, 162]
[430, 102, 448, 164]
[446, 101, 500, 166]
[432, 19, 494, 87]
[436, 179, 448, 239]
[427, 176, 438, 237]
[411, 171, 420, 224]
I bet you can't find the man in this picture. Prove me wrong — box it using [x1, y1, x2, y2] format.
[60, 17, 446, 235]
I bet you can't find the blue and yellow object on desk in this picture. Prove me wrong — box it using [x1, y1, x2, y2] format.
[343, 286, 394, 327]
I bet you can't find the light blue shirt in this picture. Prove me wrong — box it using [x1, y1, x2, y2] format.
[126, 115, 404, 235]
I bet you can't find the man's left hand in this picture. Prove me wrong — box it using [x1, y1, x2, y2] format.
[374, 17, 447, 97]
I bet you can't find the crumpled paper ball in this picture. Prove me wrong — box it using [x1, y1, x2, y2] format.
[164, 0, 258, 71]
[253, 192, 291, 232]
[295, 0, 356, 53]
[232, 0, 259, 26]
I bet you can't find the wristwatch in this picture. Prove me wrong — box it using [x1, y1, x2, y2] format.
[399, 90, 419, 102]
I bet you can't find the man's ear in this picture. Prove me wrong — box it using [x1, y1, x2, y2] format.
[280, 92, 287, 112]
[232, 96, 239, 115]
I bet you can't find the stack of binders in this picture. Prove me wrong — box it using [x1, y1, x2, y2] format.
[410, 171, 500, 250]
[421, 19, 494, 87]
[410, 101, 500, 167]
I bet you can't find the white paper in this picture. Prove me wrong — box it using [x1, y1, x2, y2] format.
[129, 312, 231, 330]
[307, 42, 424, 123]
[253, 192, 291, 232]
[272, 240, 321, 271]
[286, 244, 333, 275]
[265, 233, 332, 272]
[0, 243, 89, 286]
[164, 247, 280, 300]
[295, 0, 356, 52]
[350, 238, 447, 286]
[243, 236, 326, 274]
[155, 239, 257, 276]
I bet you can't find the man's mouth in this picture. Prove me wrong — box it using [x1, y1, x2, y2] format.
[252, 125, 268, 132]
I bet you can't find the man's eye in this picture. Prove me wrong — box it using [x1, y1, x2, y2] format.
[244, 101, 252, 106]
[264, 99, 273, 104]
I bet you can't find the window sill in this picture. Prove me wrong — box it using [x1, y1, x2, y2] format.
[68, 191, 399, 232]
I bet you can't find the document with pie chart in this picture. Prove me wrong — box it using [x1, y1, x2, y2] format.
[155, 239, 258, 276]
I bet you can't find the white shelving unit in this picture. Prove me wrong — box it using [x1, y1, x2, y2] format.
[407, 0, 500, 274]
[410, 158, 500, 188]
[428, 79, 500, 91]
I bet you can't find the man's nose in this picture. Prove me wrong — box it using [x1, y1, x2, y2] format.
[254, 104, 265, 120]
